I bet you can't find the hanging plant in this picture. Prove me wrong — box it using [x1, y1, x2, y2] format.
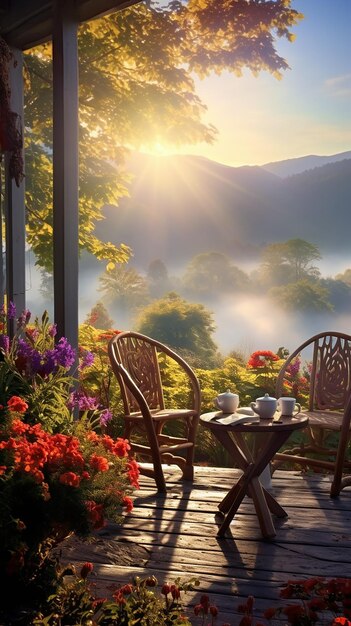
[0, 35, 24, 186]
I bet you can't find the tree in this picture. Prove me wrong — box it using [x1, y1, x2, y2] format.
[85, 302, 115, 329]
[259, 239, 322, 287]
[269, 279, 332, 312]
[23, 1, 303, 272]
[335, 268, 351, 287]
[182, 252, 249, 298]
[136, 292, 220, 367]
[147, 259, 174, 298]
[98, 264, 149, 313]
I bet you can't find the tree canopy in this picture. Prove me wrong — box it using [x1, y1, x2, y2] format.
[23, 1, 303, 272]
[259, 238, 322, 287]
[136, 292, 220, 367]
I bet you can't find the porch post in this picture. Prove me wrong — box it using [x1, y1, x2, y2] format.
[52, 0, 79, 351]
[4, 47, 26, 326]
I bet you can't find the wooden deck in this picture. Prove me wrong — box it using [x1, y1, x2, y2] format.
[63, 465, 351, 624]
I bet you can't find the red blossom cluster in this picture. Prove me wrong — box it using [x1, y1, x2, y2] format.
[238, 578, 351, 626]
[0, 396, 140, 530]
[247, 350, 280, 369]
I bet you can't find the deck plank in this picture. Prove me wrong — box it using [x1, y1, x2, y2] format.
[61, 466, 351, 624]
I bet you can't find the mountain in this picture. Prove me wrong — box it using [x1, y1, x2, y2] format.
[94, 152, 351, 271]
[262, 150, 351, 178]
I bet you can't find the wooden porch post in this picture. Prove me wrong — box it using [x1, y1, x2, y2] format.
[4, 47, 26, 328]
[52, 0, 79, 351]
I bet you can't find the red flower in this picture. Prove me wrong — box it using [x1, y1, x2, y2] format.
[123, 496, 133, 513]
[85, 500, 105, 529]
[59, 471, 81, 487]
[89, 453, 109, 472]
[80, 562, 93, 578]
[247, 350, 280, 369]
[171, 584, 180, 599]
[7, 395, 28, 413]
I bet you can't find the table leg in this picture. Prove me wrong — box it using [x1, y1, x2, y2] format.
[263, 488, 288, 518]
[217, 463, 257, 537]
[213, 427, 293, 538]
[248, 477, 276, 539]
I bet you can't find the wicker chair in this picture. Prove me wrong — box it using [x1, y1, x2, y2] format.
[108, 331, 201, 492]
[272, 331, 351, 496]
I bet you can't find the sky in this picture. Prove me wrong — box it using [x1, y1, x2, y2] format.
[152, 0, 351, 167]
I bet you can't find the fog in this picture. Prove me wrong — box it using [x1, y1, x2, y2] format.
[25, 251, 351, 358]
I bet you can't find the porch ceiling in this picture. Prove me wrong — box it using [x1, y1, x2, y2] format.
[0, 0, 139, 49]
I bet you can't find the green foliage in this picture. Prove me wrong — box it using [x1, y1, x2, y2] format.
[182, 252, 249, 298]
[0, 309, 74, 432]
[336, 268, 351, 287]
[269, 279, 333, 312]
[78, 324, 124, 429]
[136, 293, 220, 368]
[98, 263, 150, 314]
[85, 301, 115, 330]
[259, 238, 322, 287]
[23, 1, 303, 272]
[30, 567, 198, 626]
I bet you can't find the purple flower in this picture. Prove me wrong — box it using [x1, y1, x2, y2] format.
[17, 309, 31, 328]
[0, 334, 10, 354]
[286, 357, 301, 378]
[8, 301, 16, 319]
[53, 337, 76, 370]
[99, 409, 113, 427]
[48, 324, 57, 338]
[68, 390, 99, 411]
[79, 350, 95, 370]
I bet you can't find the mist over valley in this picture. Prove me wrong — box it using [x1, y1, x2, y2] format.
[26, 150, 351, 357]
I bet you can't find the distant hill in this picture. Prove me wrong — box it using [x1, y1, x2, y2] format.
[262, 150, 351, 178]
[93, 152, 351, 271]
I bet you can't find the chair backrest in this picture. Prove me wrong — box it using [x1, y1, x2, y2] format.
[276, 332, 351, 411]
[108, 331, 200, 416]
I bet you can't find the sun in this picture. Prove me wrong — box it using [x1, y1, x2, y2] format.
[144, 142, 173, 157]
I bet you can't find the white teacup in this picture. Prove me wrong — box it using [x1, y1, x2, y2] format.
[278, 397, 301, 417]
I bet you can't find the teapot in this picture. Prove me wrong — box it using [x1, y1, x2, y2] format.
[250, 393, 277, 420]
[214, 389, 239, 414]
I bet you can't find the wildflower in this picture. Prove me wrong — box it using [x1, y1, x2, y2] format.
[59, 471, 81, 487]
[80, 562, 94, 579]
[99, 408, 113, 427]
[123, 496, 133, 513]
[85, 500, 105, 529]
[0, 334, 10, 353]
[7, 396, 28, 414]
[113, 437, 131, 458]
[247, 350, 280, 369]
[17, 309, 31, 327]
[171, 584, 181, 599]
[127, 459, 140, 489]
[54, 337, 76, 369]
[7, 301, 16, 319]
[48, 323, 57, 337]
[89, 454, 109, 472]
[79, 350, 95, 370]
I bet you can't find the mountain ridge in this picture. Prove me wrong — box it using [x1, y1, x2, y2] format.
[94, 151, 351, 271]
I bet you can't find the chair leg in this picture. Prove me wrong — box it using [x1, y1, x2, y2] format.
[330, 431, 351, 498]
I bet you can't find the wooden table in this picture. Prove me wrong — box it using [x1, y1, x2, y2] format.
[200, 411, 309, 539]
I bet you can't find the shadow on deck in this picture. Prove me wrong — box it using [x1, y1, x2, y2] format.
[62, 465, 351, 624]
